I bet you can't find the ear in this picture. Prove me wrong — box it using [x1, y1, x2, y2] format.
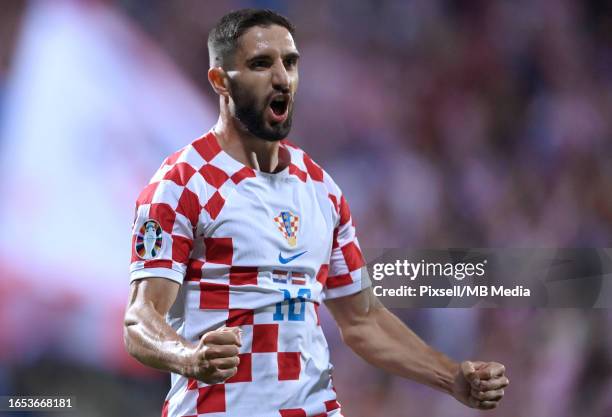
[208, 67, 230, 97]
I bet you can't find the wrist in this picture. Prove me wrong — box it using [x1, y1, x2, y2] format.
[171, 339, 199, 377]
[447, 361, 462, 396]
[434, 354, 460, 396]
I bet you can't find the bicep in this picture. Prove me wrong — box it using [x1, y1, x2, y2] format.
[324, 287, 383, 330]
[127, 277, 180, 317]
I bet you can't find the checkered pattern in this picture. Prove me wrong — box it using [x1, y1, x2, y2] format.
[129, 131, 366, 417]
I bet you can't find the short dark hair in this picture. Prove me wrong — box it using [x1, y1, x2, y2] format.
[208, 9, 295, 68]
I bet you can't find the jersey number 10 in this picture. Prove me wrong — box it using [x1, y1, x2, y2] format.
[273, 288, 312, 322]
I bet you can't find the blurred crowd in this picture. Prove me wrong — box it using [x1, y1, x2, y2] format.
[120, 0, 612, 249]
[1, 1, 611, 417]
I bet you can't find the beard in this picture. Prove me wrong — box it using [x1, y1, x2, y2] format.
[229, 79, 293, 142]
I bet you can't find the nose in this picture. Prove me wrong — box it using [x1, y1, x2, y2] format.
[271, 60, 290, 92]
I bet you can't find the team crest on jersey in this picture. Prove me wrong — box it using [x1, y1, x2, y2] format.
[273, 211, 299, 247]
[135, 219, 163, 260]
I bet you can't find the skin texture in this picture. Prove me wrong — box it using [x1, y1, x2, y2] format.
[325, 288, 509, 410]
[124, 278, 241, 384]
[123, 23, 509, 409]
[208, 24, 299, 173]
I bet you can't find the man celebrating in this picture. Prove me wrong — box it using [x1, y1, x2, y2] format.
[124, 9, 508, 417]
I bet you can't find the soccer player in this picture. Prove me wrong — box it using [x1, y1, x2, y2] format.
[123, 9, 509, 417]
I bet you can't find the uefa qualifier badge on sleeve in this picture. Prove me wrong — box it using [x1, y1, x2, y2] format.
[135, 219, 163, 260]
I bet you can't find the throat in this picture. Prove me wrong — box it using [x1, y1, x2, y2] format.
[212, 121, 291, 173]
[246, 141, 291, 173]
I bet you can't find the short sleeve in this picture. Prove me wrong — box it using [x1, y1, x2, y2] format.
[322, 190, 371, 300]
[129, 163, 202, 285]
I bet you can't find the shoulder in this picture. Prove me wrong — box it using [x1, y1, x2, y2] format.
[135, 132, 222, 208]
[136, 132, 260, 224]
[145, 131, 250, 192]
[152, 132, 228, 181]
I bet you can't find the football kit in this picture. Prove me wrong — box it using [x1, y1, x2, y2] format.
[129, 131, 368, 417]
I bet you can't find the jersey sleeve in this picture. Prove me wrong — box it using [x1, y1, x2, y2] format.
[129, 161, 203, 285]
[322, 183, 371, 300]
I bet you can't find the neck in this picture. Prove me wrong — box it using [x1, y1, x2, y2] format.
[213, 97, 287, 173]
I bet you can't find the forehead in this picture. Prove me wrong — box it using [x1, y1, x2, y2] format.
[236, 24, 297, 58]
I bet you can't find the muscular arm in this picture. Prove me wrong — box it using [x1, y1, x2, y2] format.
[326, 287, 458, 393]
[325, 288, 508, 409]
[123, 278, 240, 383]
[123, 278, 192, 375]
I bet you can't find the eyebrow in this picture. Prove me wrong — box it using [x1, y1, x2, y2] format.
[283, 52, 300, 61]
[246, 51, 300, 63]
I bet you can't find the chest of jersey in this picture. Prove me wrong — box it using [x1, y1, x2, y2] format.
[194, 172, 335, 306]
[206, 174, 333, 269]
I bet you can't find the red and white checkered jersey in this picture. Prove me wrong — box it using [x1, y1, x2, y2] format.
[129, 131, 369, 417]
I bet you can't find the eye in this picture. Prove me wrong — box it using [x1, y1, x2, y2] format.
[284, 57, 298, 68]
[250, 59, 271, 70]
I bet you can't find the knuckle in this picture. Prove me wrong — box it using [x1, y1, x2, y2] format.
[195, 346, 206, 358]
[197, 371, 217, 384]
[202, 331, 216, 344]
[219, 368, 236, 382]
[210, 370, 224, 382]
[204, 346, 218, 358]
[194, 351, 209, 367]
[194, 350, 205, 361]
[219, 347, 234, 358]
[481, 401, 495, 409]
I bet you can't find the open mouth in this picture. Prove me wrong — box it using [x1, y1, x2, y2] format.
[269, 95, 289, 116]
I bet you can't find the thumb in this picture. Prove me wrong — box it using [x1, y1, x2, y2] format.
[216, 326, 243, 346]
[230, 326, 243, 346]
[461, 361, 478, 383]
[198, 324, 228, 346]
[196, 332, 208, 349]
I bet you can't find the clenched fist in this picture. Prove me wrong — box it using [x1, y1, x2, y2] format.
[452, 361, 509, 410]
[183, 327, 242, 384]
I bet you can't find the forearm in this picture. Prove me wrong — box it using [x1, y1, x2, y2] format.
[123, 303, 194, 375]
[342, 307, 459, 394]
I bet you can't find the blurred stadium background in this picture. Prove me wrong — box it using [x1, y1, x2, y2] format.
[1, 0, 611, 416]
